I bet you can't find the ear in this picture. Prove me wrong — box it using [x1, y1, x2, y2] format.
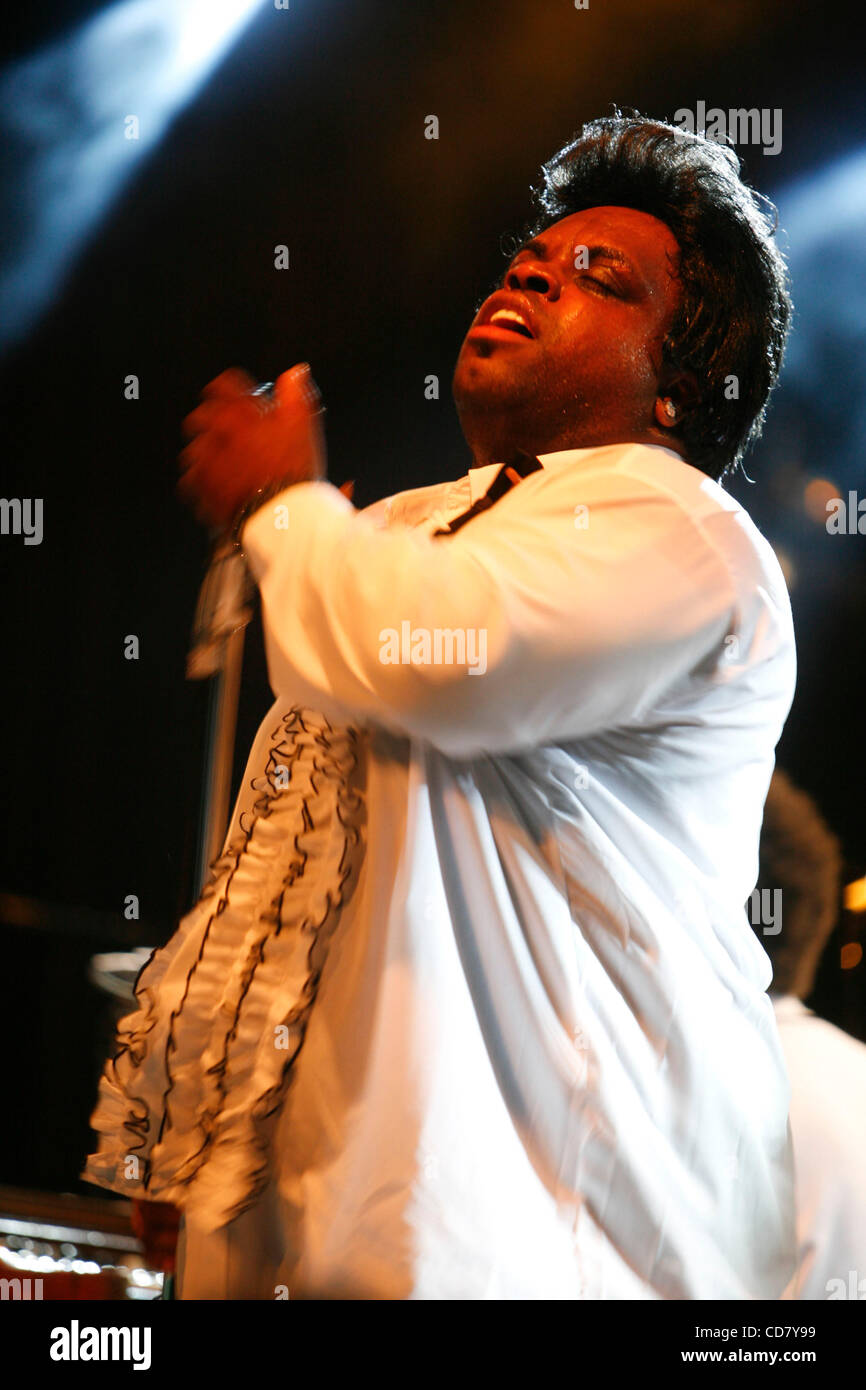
[653, 367, 700, 433]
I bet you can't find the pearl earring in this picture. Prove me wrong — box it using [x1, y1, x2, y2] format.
[663, 399, 677, 420]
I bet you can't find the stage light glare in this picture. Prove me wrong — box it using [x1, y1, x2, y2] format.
[772, 545, 796, 590]
[173, 0, 268, 80]
[0, 0, 268, 351]
[803, 477, 841, 525]
[844, 877, 866, 914]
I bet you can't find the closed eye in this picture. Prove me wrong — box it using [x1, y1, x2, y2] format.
[580, 275, 618, 296]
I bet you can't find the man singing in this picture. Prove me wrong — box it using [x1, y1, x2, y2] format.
[82, 114, 797, 1299]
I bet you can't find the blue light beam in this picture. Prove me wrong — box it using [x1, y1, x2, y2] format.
[0, 0, 266, 352]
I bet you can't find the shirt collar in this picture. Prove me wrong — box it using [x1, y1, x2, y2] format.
[467, 461, 511, 504]
[466, 448, 592, 504]
[467, 443, 684, 504]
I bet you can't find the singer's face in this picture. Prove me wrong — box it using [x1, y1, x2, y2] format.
[452, 206, 684, 461]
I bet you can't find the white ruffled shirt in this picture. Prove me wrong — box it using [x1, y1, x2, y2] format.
[84, 441, 798, 1299]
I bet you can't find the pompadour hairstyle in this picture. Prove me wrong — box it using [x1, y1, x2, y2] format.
[525, 112, 793, 484]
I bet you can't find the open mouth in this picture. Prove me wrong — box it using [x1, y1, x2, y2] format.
[486, 308, 534, 338]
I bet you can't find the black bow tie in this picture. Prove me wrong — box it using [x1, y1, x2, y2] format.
[432, 449, 543, 537]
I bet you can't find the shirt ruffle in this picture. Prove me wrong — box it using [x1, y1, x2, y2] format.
[80, 706, 366, 1233]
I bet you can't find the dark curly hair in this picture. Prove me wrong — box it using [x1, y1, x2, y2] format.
[523, 113, 793, 485]
[753, 768, 844, 999]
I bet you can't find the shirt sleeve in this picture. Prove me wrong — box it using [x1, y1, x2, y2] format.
[238, 456, 739, 758]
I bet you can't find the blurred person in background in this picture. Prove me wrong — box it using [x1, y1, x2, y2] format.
[753, 767, 866, 1300]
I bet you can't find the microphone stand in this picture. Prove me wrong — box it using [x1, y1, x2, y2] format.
[154, 534, 254, 1302]
[187, 377, 272, 895]
[186, 533, 254, 895]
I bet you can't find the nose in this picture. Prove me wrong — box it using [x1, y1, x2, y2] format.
[505, 257, 560, 300]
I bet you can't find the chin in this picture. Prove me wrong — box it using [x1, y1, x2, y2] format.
[453, 354, 525, 410]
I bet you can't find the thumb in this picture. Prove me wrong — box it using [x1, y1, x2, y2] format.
[274, 362, 322, 414]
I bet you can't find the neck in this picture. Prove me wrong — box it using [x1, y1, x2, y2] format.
[467, 425, 686, 468]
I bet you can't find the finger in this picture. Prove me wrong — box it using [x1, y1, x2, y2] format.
[177, 436, 208, 473]
[181, 392, 261, 450]
[274, 362, 322, 414]
[176, 459, 240, 528]
[176, 457, 218, 511]
[201, 367, 258, 401]
[181, 400, 231, 439]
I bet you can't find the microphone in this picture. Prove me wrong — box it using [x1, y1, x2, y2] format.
[184, 381, 275, 679]
[185, 377, 351, 679]
[186, 531, 253, 680]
